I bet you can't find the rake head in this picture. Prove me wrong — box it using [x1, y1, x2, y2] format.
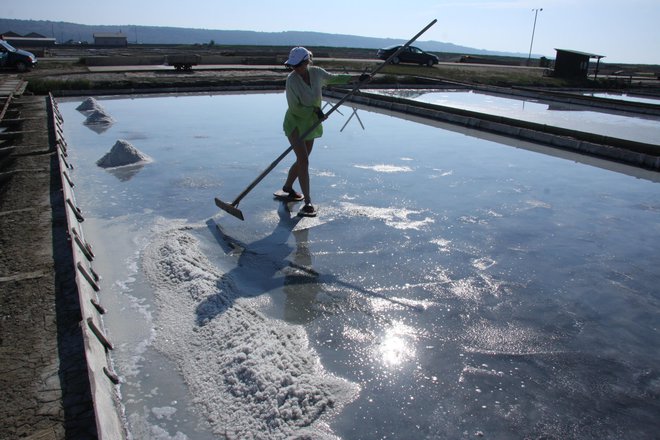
[214, 198, 245, 221]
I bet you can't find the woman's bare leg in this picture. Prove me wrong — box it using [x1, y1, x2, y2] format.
[284, 130, 314, 204]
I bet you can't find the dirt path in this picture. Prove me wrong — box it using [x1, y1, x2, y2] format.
[0, 88, 96, 439]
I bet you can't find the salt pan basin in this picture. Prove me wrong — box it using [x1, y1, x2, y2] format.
[374, 88, 660, 146]
[57, 92, 660, 439]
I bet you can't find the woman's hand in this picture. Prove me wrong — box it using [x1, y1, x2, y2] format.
[314, 107, 327, 121]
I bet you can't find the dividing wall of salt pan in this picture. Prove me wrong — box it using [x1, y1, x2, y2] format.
[97, 140, 152, 168]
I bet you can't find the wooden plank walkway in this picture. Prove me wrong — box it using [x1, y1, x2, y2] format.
[0, 75, 27, 97]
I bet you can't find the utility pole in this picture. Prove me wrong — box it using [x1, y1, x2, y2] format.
[527, 8, 543, 66]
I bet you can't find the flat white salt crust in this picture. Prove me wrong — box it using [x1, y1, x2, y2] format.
[354, 164, 413, 173]
[338, 202, 434, 230]
[142, 224, 359, 439]
[84, 109, 115, 125]
[76, 97, 103, 112]
[261, 201, 433, 232]
[97, 140, 152, 168]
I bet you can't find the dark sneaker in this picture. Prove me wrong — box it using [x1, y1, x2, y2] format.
[298, 203, 317, 217]
[283, 186, 304, 201]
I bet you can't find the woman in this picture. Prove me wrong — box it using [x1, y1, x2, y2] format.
[282, 46, 368, 217]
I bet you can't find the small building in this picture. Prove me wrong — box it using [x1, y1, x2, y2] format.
[553, 49, 604, 79]
[1, 31, 56, 48]
[93, 32, 128, 47]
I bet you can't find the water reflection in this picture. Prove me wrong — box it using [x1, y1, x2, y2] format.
[341, 106, 365, 132]
[321, 100, 365, 132]
[83, 121, 113, 134]
[104, 163, 146, 182]
[283, 228, 321, 324]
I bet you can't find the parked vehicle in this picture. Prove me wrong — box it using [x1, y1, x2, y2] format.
[166, 54, 201, 71]
[377, 45, 438, 67]
[0, 40, 37, 72]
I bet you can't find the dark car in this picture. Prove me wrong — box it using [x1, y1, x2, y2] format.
[377, 45, 439, 67]
[0, 40, 38, 72]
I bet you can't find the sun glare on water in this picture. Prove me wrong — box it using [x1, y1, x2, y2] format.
[378, 321, 418, 367]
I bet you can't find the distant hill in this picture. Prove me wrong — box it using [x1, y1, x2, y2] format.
[0, 18, 531, 58]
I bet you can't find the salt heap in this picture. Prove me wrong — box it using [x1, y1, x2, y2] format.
[142, 225, 359, 438]
[96, 140, 151, 168]
[84, 109, 114, 126]
[76, 97, 103, 112]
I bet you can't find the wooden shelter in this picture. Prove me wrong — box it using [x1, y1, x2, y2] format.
[554, 49, 605, 79]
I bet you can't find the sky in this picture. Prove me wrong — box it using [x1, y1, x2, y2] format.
[3, 0, 660, 64]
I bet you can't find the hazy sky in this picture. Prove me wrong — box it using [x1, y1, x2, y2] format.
[3, 0, 659, 64]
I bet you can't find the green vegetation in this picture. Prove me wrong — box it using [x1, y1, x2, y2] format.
[316, 59, 579, 88]
[26, 77, 93, 94]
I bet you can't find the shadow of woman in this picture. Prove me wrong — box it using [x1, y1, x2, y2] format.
[198, 199, 425, 327]
[197, 202, 321, 326]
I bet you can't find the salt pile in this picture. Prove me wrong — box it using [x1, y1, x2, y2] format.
[96, 140, 151, 168]
[84, 109, 115, 126]
[78, 98, 114, 129]
[76, 97, 103, 112]
[142, 225, 359, 439]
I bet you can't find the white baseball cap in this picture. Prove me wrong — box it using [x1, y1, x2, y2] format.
[285, 47, 311, 66]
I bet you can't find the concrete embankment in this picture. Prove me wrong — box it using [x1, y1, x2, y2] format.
[325, 87, 660, 171]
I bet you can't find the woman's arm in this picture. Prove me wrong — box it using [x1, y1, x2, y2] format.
[285, 77, 315, 118]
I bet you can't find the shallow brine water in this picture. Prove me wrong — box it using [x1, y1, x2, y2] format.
[585, 92, 660, 105]
[373, 89, 660, 146]
[58, 92, 660, 439]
